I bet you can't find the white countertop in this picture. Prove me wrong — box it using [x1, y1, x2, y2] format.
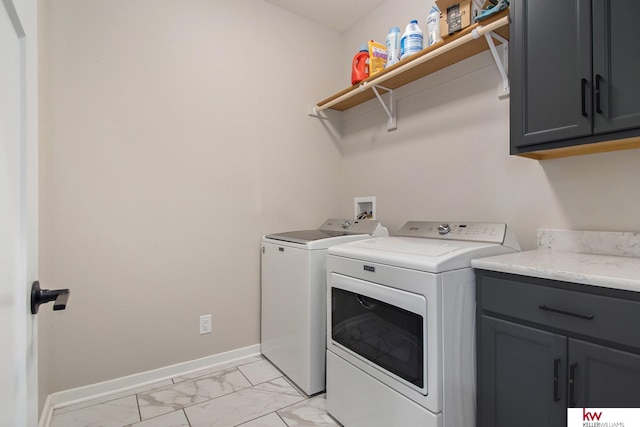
[472, 250, 640, 292]
[471, 229, 640, 292]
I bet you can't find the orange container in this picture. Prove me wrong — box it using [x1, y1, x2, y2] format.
[351, 46, 369, 86]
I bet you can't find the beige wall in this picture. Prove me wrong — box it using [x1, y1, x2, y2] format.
[40, 0, 640, 402]
[338, 0, 640, 249]
[37, 0, 51, 412]
[39, 0, 344, 394]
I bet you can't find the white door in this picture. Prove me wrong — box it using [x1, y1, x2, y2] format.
[1, 0, 39, 425]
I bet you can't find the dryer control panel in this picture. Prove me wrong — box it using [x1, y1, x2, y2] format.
[397, 221, 507, 244]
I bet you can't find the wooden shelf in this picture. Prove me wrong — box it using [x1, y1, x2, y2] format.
[316, 9, 510, 112]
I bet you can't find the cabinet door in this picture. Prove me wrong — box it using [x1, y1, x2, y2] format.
[478, 316, 567, 427]
[592, 0, 640, 134]
[569, 339, 640, 408]
[510, 0, 592, 148]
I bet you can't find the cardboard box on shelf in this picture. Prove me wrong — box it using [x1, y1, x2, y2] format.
[435, 0, 484, 37]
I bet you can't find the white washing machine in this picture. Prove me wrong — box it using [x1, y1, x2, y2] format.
[261, 218, 388, 395]
[325, 221, 520, 427]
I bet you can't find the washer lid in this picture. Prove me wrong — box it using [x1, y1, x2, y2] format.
[328, 236, 517, 273]
[265, 230, 347, 244]
[263, 218, 388, 246]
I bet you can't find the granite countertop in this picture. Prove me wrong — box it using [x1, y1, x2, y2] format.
[471, 229, 640, 292]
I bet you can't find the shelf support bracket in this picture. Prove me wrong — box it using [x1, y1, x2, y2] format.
[474, 28, 509, 98]
[308, 105, 331, 120]
[369, 85, 397, 131]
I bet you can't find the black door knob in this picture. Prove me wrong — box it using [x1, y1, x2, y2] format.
[31, 281, 70, 314]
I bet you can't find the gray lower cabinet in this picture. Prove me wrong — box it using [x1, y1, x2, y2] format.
[510, 0, 640, 156]
[479, 317, 567, 426]
[571, 339, 640, 408]
[476, 270, 640, 427]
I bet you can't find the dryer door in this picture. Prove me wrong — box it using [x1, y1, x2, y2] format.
[329, 273, 429, 396]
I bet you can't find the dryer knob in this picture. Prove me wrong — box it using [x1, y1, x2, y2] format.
[438, 224, 451, 235]
[341, 221, 351, 229]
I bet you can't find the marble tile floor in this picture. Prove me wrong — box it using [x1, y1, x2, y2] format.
[50, 355, 341, 427]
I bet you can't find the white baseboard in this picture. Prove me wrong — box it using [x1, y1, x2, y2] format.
[42, 344, 260, 420]
[38, 395, 53, 427]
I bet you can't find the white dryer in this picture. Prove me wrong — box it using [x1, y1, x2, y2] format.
[261, 218, 388, 395]
[325, 221, 520, 427]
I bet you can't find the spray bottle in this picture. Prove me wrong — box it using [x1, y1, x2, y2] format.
[385, 27, 401, 68]
[427, 6, 442, 46]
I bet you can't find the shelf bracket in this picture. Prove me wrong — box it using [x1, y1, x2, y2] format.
[308, 105, 331, 120]
[474, 28, 509, 98]
[369, 85, 397, 131]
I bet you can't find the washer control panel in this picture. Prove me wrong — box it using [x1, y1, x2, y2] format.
[397, 221, 507, 243]
[319, 218, 382, 235]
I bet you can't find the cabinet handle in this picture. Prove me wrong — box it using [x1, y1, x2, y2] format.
[569, 363, 578, 407]
[553, 357, 561, 402]
[595, 74, 603, 114]
[581, 78, 588, 117]
[538, 305, 594, 320]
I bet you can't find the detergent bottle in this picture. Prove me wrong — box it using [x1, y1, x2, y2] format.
[351, 44, 369, 86]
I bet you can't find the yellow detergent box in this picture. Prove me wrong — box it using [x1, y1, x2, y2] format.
[368, 40, 388, 77]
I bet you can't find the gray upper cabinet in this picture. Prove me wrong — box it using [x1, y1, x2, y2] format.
[510, 0, 640, 159]
[510, 0, 592, 147]
[592, 0, 640, 135]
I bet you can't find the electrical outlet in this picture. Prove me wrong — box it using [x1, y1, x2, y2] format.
[199, 314, 212, 335]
